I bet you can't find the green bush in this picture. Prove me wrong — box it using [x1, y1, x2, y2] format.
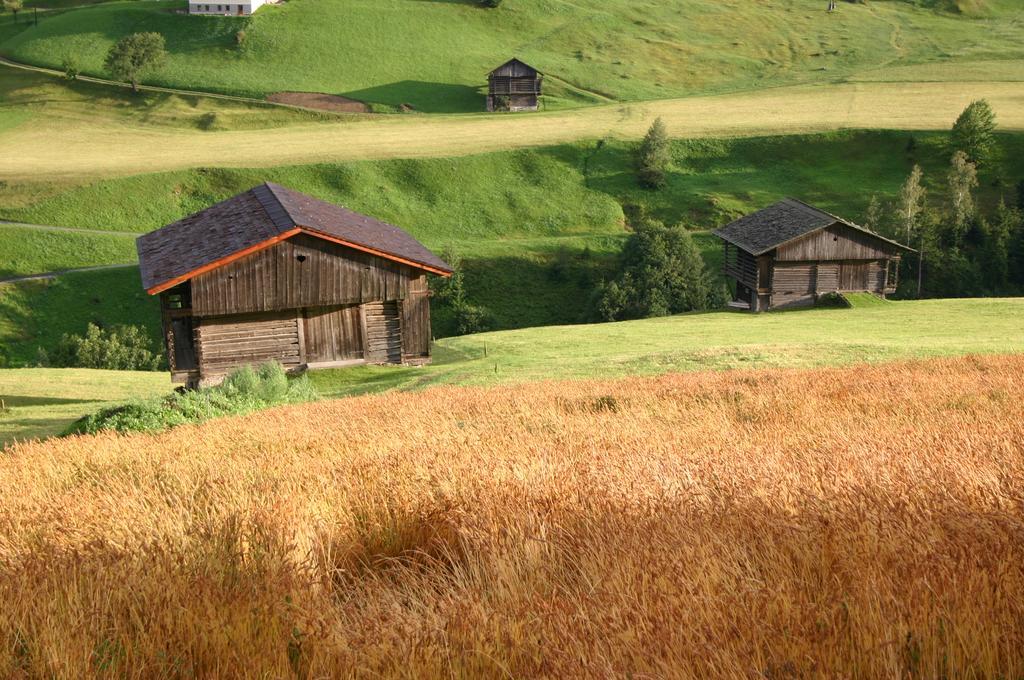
[596, 220, 726, 321]
[951, 99, 997, 166]
[432, 248, 491, 335]
[65, 361, 318, 436]
[45, 323, 163, 371]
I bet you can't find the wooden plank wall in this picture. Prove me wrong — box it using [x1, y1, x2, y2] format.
[191, 234, 413, 317]
[196, 311, 302, 375]
[303, 304, 363, 363]
[771, 263, 815, 309]
[776, 224, 898, 262]
[401, 275, 430, 359]
[363, 301, 403, 364]
[816, 263, 840, 292]
[771, 259, 889, 308]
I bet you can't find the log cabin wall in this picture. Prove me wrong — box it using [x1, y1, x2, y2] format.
[770, 259, 890, 308]
[164, 237, 436, 383]
[195, 311, 303, 375]
[775, 223, 894, 262]
[190, 234, 414, 317]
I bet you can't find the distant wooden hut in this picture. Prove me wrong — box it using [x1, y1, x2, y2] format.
[487, 58, 542, 112]
[713, 198, 913, 311]
[136, 183, 452, 387]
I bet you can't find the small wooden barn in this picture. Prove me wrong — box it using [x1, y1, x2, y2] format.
[136, 183, 452, 386]
[487, 58, 542, 112]
[714, 198, 913, 311]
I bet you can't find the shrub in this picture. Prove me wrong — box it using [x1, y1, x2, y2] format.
[66, 361, 317, 436]
[951, 99, 996, 166]
[104, 32, 167, 93]
[432, 248, 491, 336]
[46, 323, 163, 371]
[596, 220, 726, 321]
[62, 56, 79, 81]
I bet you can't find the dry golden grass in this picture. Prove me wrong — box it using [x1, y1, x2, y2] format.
[3, 80, 1024, 181]
[2, 355, 1024, 678]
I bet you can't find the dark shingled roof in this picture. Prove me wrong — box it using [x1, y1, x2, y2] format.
[488, 58, 541, 78]
[712, 198, 914, 255]
[137, 183, 452, 293]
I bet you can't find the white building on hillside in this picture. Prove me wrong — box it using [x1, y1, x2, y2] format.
[189, 0, 265, 15]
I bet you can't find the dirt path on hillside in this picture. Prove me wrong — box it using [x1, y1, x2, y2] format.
[2, 80, 1023, 181]
[267, 92, 371, 113]
[0, 57, 332, 115]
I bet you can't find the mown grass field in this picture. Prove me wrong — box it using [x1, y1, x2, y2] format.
[2, 355, 1022, 676]
[310, 297, 1024, 397]
[2, 0, 1022, 111]
[3, 76, 1023, 182]
[0, 368, 167, 445]
[3, 297, 1022, 445]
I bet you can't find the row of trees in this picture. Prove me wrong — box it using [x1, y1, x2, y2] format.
[866, 100, 1024, 297]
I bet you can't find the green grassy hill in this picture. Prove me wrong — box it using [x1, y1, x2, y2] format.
[0, 224, 138, 278]
[1, 0, 1022, 111]
[3, 128, 1022, 363]
[3, 297, 1022, 445]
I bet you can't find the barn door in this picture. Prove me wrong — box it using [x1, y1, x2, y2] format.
[362, 301, 403, 364]
[303, 305, 364, 365]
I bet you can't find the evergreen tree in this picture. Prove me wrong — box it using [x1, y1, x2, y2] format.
[636, 118, 671, 189]
[597, 220, 724, 321]
[951, 99, 997, 166]
[1003, 203, 1024, 289]
[432, 248, 489, 335]
[104, 32, 167, 93]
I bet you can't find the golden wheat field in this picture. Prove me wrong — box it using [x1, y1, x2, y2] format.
[2, 355, 1024, 678]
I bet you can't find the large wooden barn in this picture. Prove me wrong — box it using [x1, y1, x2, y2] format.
[714, 198, 913, 311]
[486, 58, 542, 112]
[136, 183, 452, 386]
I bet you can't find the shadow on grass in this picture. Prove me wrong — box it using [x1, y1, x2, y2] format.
[2, 395, 99, 406]
[341, 81, 483, 114]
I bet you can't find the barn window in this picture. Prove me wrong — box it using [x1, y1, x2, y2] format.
[296, 254, 307, 263]
[165, 293, 184, 310]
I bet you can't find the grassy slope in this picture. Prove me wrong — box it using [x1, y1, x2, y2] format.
[2, 129, 1022, 358]
[310, 297, 1024, 398]
[7, 130, 1022, 235]
[0, 367, 168, 445]
[1, 0, 1022, 111]
[3, 297, 1021, 445]
[0, 225, 138, 277]
[0, 267, 162, 366]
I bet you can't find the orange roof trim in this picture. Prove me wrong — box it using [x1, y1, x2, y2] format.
[146, 228, 302, 295]
[145, 227, 451, 295]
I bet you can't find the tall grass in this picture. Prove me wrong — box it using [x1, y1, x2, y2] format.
[2, 355, 1023, 677]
